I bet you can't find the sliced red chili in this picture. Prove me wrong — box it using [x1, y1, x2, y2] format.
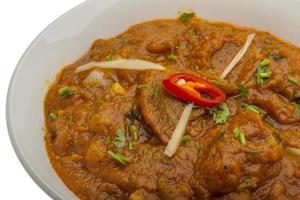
[163, 73, 226, 107]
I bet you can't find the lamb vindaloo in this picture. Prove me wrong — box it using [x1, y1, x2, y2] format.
[44, 14, 300, 200]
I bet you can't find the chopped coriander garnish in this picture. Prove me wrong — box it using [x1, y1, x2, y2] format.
[181, 135, 192, 144]
[255, 60, 272, 85]
[234, 84, 248, 98]
[233, 128, 240, 139]
[167, 53, 177, 61]
[179, 12, 195, 22]
[295, 98, 300, 117]
[288, 76, 298, 85]
[209, 103, 230, 124]
[96, 99, 104, 104]
[129, 125, 139, 141]
[241, 103, 263, 115]
[259, 59, 270, 67]
[295, 103, 300, 117]
[219, 128, 226, 137]
[270, 52, 283, 61]
[105, 54, 117, 61]
[108, 150, 130, 165]
[239, 132, 247, 145]
[246, 105, 261, 114]
[58, 86, 74, 98]
[49, 112, 57, 121]
[137, 84, 158, 95]
[104, 136, 111, 144]
[233, 128, 247, 145]
[192, 105, 200, 109]
[128, 141, 134, 150]
[113, 130, 126, 149]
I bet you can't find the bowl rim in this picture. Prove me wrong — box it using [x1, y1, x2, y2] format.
[5, 1, 90, 199]
[6, 0, 300, 199]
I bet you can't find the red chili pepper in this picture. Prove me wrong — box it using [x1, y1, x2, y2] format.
[162, 73, 226, 107]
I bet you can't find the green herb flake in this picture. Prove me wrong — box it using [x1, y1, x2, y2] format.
[233, 128, 247, 145]
[108, 150, 130, 165]
[128, 141, 134, 151]
[113, 130, 126, 149]
[49, 112, 57, 121]
[234, 84, 248, 98]
[192, 105, 200, 109]
[104, 136, 111, 144]
[288, 76, 298, 85]
[295, 104, 300, 117]
[209, 103, 230, 124]
[270, 52, 283, 61]
[181, 135, 192, 144]
[58, 86, 74, 98]
[239, 132, 247, 145]
[167, 53, 177, 61]
[196, 145, 204, 153]
[96, 99, 105, 104]
[219, 128, 226, 137]
[241, 103, 263, 115]
[129, 125, 139, 141]
[259, 59, 270, 67]
[255, 59, 272, 85]
[137, 84, 158, 95]
[233, 128, 240, 139]
[179, 12, 195, 22]
[105, 54, 117, 61]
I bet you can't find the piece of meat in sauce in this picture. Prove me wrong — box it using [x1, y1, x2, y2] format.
[191, 107, 284, 199]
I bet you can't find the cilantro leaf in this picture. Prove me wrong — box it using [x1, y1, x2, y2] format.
[233, 83, 248, 98]
[181, 135, 192, 144]
[108, 151, 130, 165]
[113, 130, 126, 149]
[179, 12, 195, 22]
[137, 84, 158, 95]
[255, 59, 272, 85]
[167, 53, 177, 61]
[233, 128, 247, 145]
[105, 54, 117, 61]
[58, 86, 74, 98]
[295, 103, 300, 117]
[241, 103, 265, 115]
[288, 75, 298, 85]
[209, 103, 230, 124]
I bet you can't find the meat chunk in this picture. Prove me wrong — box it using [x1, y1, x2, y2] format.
[214, 192, 253, 200]
[191, 139, 243, 198]
[84, 138, 107, 168]
[86, 143, 197, 199]
[257, 58, 300, 101]
[255, 181, 299, 200]
[137, 71, 205, 143]
[280, 129, 300, 149]
[88, 97, 132, 136]
[129, 189, 160, 200]
[246, 89, 300, 124]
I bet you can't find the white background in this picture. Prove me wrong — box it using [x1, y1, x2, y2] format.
[0, 1, 84, 199]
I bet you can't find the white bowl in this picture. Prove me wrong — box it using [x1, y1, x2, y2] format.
[6, 0, 300, 199]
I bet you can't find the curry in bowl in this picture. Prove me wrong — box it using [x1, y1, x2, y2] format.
[44, 13, 300, 200]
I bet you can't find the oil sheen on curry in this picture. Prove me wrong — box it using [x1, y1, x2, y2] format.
[44, 13, 300, 200]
